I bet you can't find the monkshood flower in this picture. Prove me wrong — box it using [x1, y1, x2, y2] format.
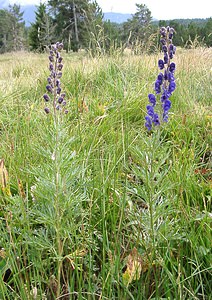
[43, 42, 68, 114]
[145, 26, 176, 130]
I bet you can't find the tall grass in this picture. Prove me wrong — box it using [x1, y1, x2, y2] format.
[0, 48, 211, 299]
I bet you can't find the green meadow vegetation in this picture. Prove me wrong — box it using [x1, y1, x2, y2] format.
[0, 47, 211, 299]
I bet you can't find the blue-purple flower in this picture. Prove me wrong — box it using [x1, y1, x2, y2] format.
[145, 26, 176, 130]
[43, 42, 68, 115]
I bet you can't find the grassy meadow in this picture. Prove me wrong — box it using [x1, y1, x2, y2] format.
[0, 47, 211, 299]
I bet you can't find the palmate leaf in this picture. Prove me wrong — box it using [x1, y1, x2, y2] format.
[0, 159, 11, 197]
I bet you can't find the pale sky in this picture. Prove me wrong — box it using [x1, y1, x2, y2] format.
[1, 0, 212, 19]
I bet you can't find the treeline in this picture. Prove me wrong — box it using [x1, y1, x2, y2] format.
[0, 1, 211, 54]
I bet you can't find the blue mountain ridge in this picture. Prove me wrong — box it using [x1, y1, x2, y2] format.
[0, 3, 132, 26]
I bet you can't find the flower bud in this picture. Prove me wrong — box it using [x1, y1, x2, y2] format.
[44, 107, 50, 114]
[57, 87, 61, 94]
[164, 53, 168, 64]
[46, 85, 52, 93]
[58, 97, 63, 104]
[158, 59, 164, 70]
[43, 94, 50, 102]
[49, 63, 54, 71]
[58, 64, 63, 71]
[57, 43, 64, 50]
[49, 55, 54, 62]
[169, 62, 176, 73]
[56, 79, 60, 87]
[58, 57, 63, 63]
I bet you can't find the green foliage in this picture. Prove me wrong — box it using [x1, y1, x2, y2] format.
[0, 4, 25, 53]
[158, 18, 212, 47]
[0, 2, 212, 54]
[122, 4, 157, 54]
[28, 3, 54, 52]
[0, 45, 211, 299]
[48, 0, 104, 52]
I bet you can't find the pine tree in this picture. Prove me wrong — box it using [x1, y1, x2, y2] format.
[0, 9, 10, 53]
[8, 4, 25, 51]
[122, 4, 154, 53]
[29, 3, 54, 52]
[48, 0, 103, 52]
[0, 4, 25, 53]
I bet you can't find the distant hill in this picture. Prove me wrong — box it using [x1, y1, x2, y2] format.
[103, 12, 132, 24]
[0, 4, 132, 26]
[152, 18, 210, 27]
[0, 3, 210, 27]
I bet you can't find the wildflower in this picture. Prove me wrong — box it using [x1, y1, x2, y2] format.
[44, 107, 50, 114]
[155, 80, 161, 94]
[157, 73, 163, 84]
[145, 26, 176, 130]
[145, 115, 152, 131]
[153, 113, 160, 126]
[158, 59, 164, 70]
[43, 94, 50, 102]
[58, 97, 63, 104]
[46, 85, 52, 93]
[57, 64, 63, 71]
[148, 94, 156, 106]
[58, 57, 63, 63]
[169, 62, 176, 73]
[43, 42, 68, 114]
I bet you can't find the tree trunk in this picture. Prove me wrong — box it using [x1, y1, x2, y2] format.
[73, 0, 79, 51]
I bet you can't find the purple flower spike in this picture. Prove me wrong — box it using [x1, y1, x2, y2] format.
[145, 26, 176, 130]
[43, 42, 68, 115]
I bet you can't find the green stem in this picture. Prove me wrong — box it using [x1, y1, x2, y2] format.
[54, 116, 63, 298]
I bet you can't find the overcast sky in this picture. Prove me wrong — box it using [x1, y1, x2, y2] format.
[1, 0, 212, 19]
